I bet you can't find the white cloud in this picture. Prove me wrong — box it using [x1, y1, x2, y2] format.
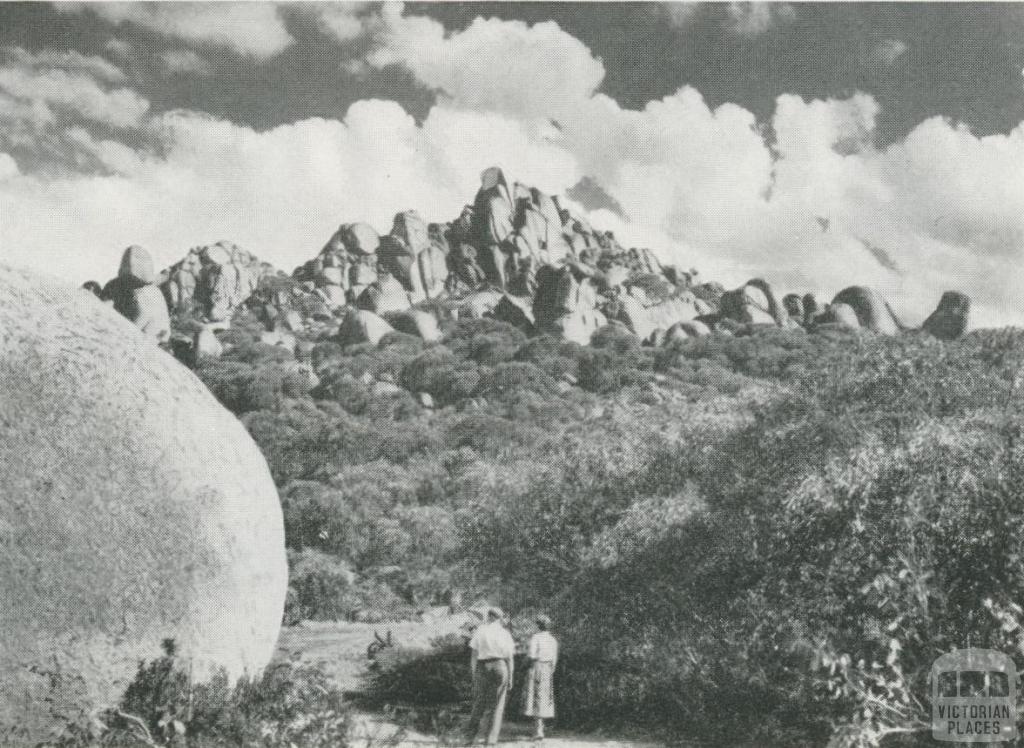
[0, 153, 19, 180]
[0, 46, 153, 177]
[0, 65, 149, 128]
[160, 49, 213, 77]
[367, 9, 604, 121]
[3, 46, 125, 83]
[60, 3, 294, 59]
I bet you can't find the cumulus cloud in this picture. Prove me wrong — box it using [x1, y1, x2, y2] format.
[5, 8, 1024, 329]
[60, 3, 294, 59]
[367, 8, 604, 121]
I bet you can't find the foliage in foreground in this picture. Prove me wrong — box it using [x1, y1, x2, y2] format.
[33, 640, 355, 748]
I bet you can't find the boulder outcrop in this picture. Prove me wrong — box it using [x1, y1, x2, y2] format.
[389, 309, 442, 342]
[357, 274, 411, 315]
[0, 265, 287, 737]
[162, 241, 269, 322]
[922, 291, 970, 341]
[338, 307, 394, 346]
[101, 246, 170, 342]
[719, 278, 790, 327]
[148, 165, 974, 352]
[831, 286, 902, 335]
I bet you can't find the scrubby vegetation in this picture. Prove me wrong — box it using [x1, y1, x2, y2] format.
[24, 639, 356, 747]
[192, 312, 1024, 746]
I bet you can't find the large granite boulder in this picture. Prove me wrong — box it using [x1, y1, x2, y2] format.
[0, 265, 286, 737]
[472, 167, 515, 287]
[389, 309, 442, 342]
[417, 243, 449, 300]
[493, 293, 536, 332]
[831, 286, 902, 335]
[391, 211, 430, 257]
[449, 243, 487, 293]
[664, 319, 712, 344]
[820, 302, 861, 330]
[460, 289, 504, 320]
[543, 308, 608, 346]
[101, 246, 170, 342]
[719, 278, 789, 327]
[377, 235, 424, 300]
[922, 291, 970, 341]
[615, 292, 705, 342]
[356, 274, 411, 315]
[337, 307, 394, 346]
[334, 222, 379, 256]
[118, 244, 157, 285]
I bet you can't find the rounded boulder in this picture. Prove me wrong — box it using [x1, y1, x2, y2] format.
[0, 265, 287, 735]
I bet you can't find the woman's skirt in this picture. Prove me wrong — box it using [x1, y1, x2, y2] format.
[523, 661, 555, 718]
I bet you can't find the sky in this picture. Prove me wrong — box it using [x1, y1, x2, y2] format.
[1, 2, 1024, 327]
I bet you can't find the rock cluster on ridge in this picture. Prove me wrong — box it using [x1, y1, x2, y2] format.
[162, 240, 273, 323]
[145, 165, 970, 362]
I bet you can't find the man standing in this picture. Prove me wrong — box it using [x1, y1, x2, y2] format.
[465, 607, 516, 745]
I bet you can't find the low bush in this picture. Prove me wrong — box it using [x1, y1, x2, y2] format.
[577, 347, 653, 393]
[442, 319, 527, 366]
[44, 640, 354, 747]
[400, 348, 481, 406]
[361, 639, 471, 709]
[286, 548, 357, 622]
[513, 335, 586, 380]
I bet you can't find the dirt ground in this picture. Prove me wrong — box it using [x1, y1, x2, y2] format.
[274, 617, 662, 748]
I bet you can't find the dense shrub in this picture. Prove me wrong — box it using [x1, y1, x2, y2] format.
[360, 634, 531, 718]
[474, 361, 558, 402]
[577, 347, 653, 393]
[399, 348, 481, 406]
[38, 640, 355, 747]
[286, 548, 357, 622]
[512, 335, 586, 380]
[442, 319, 527, 365]
[195, 360, 257, 412]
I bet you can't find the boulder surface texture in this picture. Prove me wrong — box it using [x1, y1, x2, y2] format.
[0, 265, 287, 737]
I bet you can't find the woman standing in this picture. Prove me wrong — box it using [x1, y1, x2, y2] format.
[523, 614, 558, 741]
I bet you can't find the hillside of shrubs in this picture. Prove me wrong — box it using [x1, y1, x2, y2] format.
[192, 308, 1024, 746]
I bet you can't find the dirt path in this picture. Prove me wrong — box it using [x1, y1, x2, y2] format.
[274, 618, 661, 748]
